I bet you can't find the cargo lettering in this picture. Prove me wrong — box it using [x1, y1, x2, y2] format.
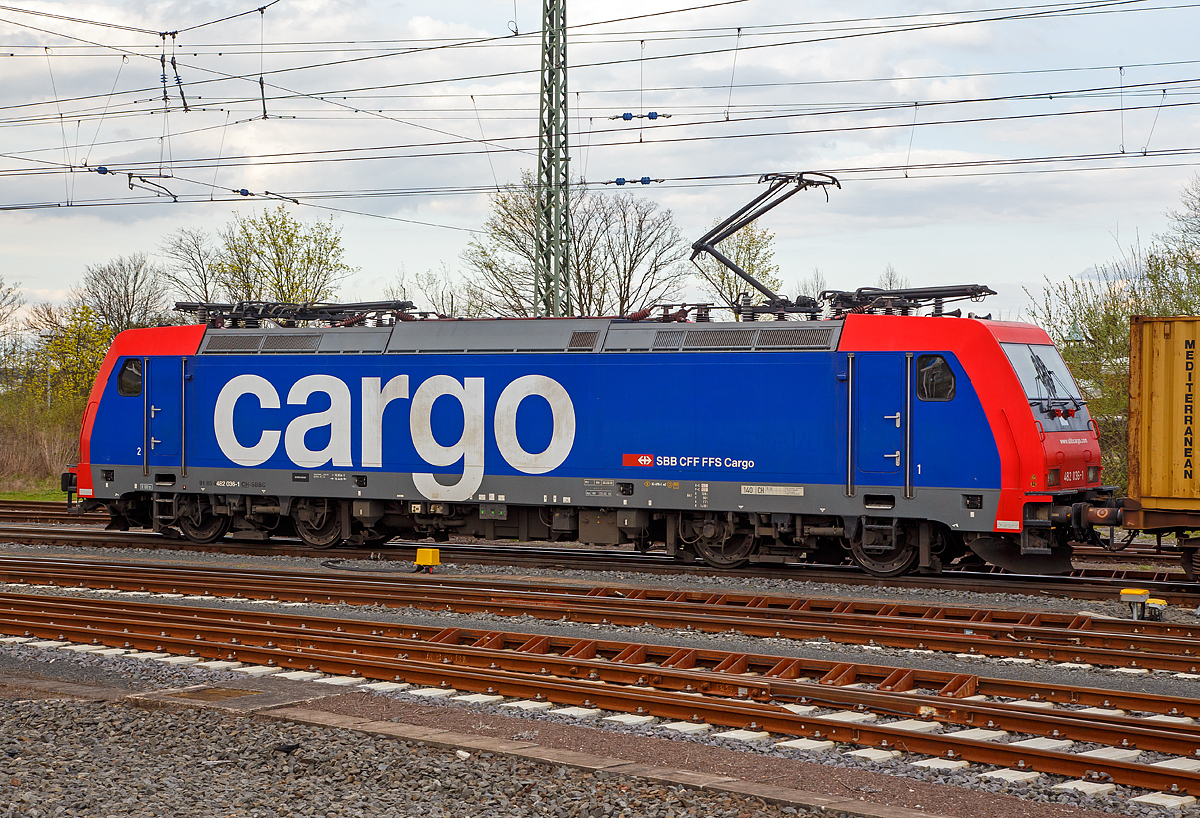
[214, 374, 576, 501]
[1186, 341, 1195, 480]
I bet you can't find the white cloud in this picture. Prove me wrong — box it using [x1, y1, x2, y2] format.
[0, 0, 1195, 313]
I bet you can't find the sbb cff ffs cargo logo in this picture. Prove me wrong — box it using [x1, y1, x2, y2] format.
[623, 453, 654, 467]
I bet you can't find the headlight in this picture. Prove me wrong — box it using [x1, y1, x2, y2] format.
[1087, 466, 1100, 483]
[1046, 468, 1060, 487]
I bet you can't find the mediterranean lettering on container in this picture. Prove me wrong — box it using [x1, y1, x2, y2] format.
[1186, 339, 1195, 480]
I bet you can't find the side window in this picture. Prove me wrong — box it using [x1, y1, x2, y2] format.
[917, 354, 955, 401]
[117, 358, 142, 397]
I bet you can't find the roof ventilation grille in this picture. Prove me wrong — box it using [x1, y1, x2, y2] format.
[260, 334, 322, 353]
[653, 330, 686, 349]
[568, 330, 599, 350]
[203, 335, 263, 353]
[683, 329, 757, 349]
[756, 327, 834, 348]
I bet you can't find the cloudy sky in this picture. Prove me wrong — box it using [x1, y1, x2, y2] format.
[1, 0, 1198, 318]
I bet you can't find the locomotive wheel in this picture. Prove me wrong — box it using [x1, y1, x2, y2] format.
[695, 531, 757, 568]
[293, 501, 342, 548]
[178, 507, 231, 544]
[849, 539, 919, 577]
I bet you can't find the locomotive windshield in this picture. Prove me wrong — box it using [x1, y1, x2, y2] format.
[1001, 343, 1083, 404]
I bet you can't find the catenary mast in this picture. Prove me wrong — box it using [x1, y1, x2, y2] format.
[535, 0, 571, 317]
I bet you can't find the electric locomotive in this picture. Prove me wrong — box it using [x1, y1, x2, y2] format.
[61, 173, 1113, 576]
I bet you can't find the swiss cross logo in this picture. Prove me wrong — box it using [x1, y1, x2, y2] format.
[623, 453, 654, 467]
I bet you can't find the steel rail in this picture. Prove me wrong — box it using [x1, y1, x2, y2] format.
[1, 524, 1198, 604]
[1, 592, 1197, 794]
[0, 501, 106, 522]
[2, 556, 1198, 672]
[5, 591, 1193, 714]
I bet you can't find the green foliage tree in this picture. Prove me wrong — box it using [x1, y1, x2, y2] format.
[692, 221, 783, 318]
[21, 304, 112, 406]
[214, 205, 356, 303]
[0, 304, 112, 487]
[1026, 173, 1200, 491]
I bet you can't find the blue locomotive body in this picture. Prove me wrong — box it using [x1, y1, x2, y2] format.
[88, 350, 998, 495]
[65, 311, 1103, 575]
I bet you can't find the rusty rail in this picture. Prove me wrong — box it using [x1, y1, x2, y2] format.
[1, 591, 1197, 795]
[0, 524, 1198, 604]
[1, 555, 1197, 672]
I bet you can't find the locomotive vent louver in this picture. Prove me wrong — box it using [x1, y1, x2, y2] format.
[259, 334, 322, 353]
[202, 334, 263, 353]
[684, 329, 757, 349]
[653, 330, 686, 350]
[567, 331, 599, 350]
[756, 327, 834, 348]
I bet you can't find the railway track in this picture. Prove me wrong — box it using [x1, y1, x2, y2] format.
[2, 555, 1198, 672]
[0, 499, 107, 525]
[0, 520, 1198, 603]
[0, 498, 1198, 600]
[1, 590, 1197, 798]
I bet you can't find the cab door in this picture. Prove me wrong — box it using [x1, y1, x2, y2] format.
[854, 353, 906, 483]
[146, 357, 182, 470]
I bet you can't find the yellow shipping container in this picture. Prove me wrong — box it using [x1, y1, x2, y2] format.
[1128, 316, 1200, 520]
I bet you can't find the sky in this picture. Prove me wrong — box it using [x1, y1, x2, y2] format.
[1, 0, 1199, 320]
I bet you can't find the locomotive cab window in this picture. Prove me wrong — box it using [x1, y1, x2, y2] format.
[116, 358, 142, 397]
[916, 355, 955, 401]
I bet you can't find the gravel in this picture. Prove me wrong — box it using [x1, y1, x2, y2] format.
[0, 641, 1127, 818]
[302, 684, 1193, 818]
[0, 694, 814, 818]
[1, 542, 1197, 817]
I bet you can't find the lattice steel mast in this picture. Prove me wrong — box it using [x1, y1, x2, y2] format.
[535, 0, 571, 317]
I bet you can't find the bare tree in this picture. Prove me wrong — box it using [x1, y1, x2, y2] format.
[0, 276, 23, 335]
[458, 176, 540, 316]
[877, 263, 909, 290]
[412, 266, 482, 317]
[601, 192, 688, 315]
[567, 190, 612, 317]
[73, 254, 170, 334]
[383, 268, 413, 303]
[461, 174, 687, 317]
[460, 173, 601, 317]
[1166, 172, 1200, 254]
[160, 227, 222, 306]
[795, 267, 828, 300]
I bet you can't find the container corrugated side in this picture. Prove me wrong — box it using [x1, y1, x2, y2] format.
[1129, 316, 1200, 511]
